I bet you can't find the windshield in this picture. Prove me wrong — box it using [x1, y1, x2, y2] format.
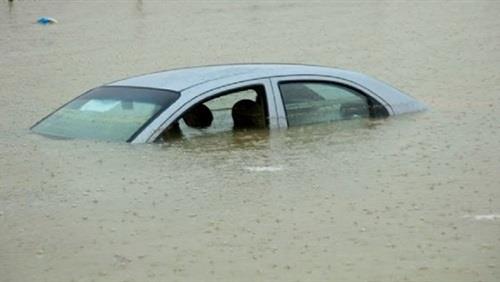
[32, 86, 180, 142]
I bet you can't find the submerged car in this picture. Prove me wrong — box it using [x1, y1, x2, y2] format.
[31, 64, 427, 143]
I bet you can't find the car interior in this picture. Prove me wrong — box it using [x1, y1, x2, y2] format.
[159, 85, 269, 141]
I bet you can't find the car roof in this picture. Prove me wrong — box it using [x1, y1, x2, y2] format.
[109, 63, 426, 116]
[108, 63, 370, 92]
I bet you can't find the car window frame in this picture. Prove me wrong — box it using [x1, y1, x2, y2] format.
[270, 75, 392, 128]
[132, 78, 278, 143]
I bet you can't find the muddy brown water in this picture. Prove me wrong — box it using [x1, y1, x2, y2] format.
[1, 1, 499, 281]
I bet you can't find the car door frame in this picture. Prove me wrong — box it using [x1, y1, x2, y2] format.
[270, 75, 394, 128]
[131, 78, 278, 143]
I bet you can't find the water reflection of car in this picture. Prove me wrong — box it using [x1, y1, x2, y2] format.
[31, 64, 427, 143]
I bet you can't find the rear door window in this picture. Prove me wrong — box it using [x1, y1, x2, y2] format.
[278, 81, 372, 126]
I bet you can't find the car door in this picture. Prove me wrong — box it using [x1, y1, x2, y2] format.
[270, 76, 389, 128]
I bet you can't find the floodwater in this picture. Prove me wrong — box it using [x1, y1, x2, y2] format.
[1, 1, 499, 281]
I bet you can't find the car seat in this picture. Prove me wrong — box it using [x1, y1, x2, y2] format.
[231, 99, 264, 129]
[183, 103, 213, 128]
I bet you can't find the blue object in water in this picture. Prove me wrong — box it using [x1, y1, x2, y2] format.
[37, 17, 58, 25]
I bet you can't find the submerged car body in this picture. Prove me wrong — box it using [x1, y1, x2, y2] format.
[32, 64, 427, 143]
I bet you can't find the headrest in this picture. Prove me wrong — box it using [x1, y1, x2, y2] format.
[232, 99, 262, 128]
[183, 104, 213, 128]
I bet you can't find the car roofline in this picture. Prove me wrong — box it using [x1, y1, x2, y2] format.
[106, 63, 356, 91]
[106, 63, 341, 84]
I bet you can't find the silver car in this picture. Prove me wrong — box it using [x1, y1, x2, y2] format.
[31, 64, 427, 143]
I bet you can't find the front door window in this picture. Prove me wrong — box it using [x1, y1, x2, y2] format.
[160, 85, 268, 140]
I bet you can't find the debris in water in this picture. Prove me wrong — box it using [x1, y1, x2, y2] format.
[37, 17, 58, 25]
[463, 214, 500, 221]
[113, 254, 132, 268]
[244, 166, 283, 172]
[474, 214, 500, 220]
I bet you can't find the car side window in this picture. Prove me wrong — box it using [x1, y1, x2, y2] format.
[279, 81, 373, 126]
[160, 85, 268, 140]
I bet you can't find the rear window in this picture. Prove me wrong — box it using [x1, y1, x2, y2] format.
[32, 86, 179, 142]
